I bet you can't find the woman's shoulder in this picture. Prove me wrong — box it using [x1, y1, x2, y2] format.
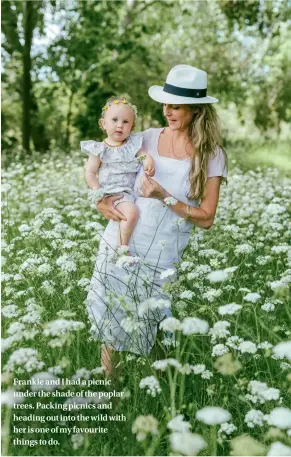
[137, 127, 163, 147]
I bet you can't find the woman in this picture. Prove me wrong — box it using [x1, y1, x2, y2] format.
[86, 65, 227, 373]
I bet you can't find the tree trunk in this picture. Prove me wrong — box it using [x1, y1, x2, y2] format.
[64, 90, 74, 151]
[22, 1, 34, 153]
[31, 93, 50, 153]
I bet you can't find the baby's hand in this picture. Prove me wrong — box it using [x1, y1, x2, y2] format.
[145, 166, 155, 177]
[144, 157, 155, 177]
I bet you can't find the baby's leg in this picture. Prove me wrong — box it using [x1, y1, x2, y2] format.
[116, 202, 139, 247]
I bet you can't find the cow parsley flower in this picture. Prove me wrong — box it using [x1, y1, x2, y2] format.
[244, 292, 261, 303]
[170, 431, 207, 456]
[1, 304, 20, 318]
[180, 290, 194, 299]
[212, 344, 229, 357]
[180, 317, 209, 335]
[4, 347, 45, 373]
[272, 341, 291, 361]
[207, 269, 229, 283]
[245, 409, 265, 428]
[267, 407, 291, 429]
[152, 358, 182, 371]
[238, 341, 257, 354]
[139, 376, 161, 397]
[267, 442, 291, 456]
[218, 303, 242, 315]
[132, 415, 158, 441]
[138, 298, 171, 317]
[160, 317, 181, 333]
[160, 268, 176, 279]
[196, 406, 231, 425]
[218, 422, 237, 435]
[167, 415, 191, 432]
[247, 380, 280, 404]
[209, 321, 231, 342]
[71, 433, 84, 450]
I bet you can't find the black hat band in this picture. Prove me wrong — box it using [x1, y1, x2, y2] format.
[163, 83, 207, 98]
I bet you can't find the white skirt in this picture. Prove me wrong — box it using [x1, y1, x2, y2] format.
[86, 198, 192, 355]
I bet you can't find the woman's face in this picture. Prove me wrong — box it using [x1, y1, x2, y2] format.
[163, 104, 198, 131]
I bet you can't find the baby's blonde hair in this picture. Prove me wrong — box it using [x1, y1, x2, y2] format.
[98, 95, 138, 132]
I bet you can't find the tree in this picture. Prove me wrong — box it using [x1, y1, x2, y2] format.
[2, 0, 51, 153]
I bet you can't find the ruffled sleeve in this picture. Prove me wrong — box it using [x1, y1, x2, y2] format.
[208, 146, 228, 180]
[80, 140, 106, 159]
[125, 133, 143, 159]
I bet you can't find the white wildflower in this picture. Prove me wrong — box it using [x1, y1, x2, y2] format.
[160, 268, 176, 279]
[1, 388, 25, 406]
[196, 406, 231, 425]
[139, 376, 161, 397]
[167, 415, 191, 432]
[218, 303, 242, 316]
[234, 243, 254, 255]
[180, 290, 194, 299]
[244, 292, 261, 303]
[170, 432, 207, 456]
[201, 370, 213, 379]
[132, 415, 158, 441]
[248, 380, 280, 404]
[272, 341, 291, 361]
[212, 344, 229, 357]
[261, 302, 275, 312]
[71, 433, 84, 450]
[138, 298, 171, 317]
[152, 358, 182, 371]
[180, 317, 209, 335]
[160, 317, 181, 333]
[218, 422, 237, 435]
[1, 304, 20, 318]
[4, 348, 45, 373]
[238, 341, 257, 354]
[191, 364, 206, 374]
[267, 407, 291, 429]
[245, 409, 265, 428]
[209, 321, 231, 342]
[267, 442, 291, 456]
[207, 269, 229, 283]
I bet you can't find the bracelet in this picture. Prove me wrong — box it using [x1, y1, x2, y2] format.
[88, 188, 105, 204]
[186, 205, 192, 220]
[164, 196, 178, 207]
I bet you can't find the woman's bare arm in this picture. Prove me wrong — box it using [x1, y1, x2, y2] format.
[168, 177, 222, 229]
[137, 173, 222, 229]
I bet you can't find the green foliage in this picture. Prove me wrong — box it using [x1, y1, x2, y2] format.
[1, 0, 291, 156]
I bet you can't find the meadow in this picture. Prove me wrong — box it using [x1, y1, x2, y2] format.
[1, 147, 291, 456]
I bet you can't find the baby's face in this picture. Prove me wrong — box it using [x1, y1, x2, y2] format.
[102, 104, 134, 143]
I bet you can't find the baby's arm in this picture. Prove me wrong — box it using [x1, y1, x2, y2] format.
[85, 155, 102, 189]
[136, 148, 155, 177]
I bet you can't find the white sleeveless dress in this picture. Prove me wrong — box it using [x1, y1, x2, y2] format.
[86, 128, 227, 354]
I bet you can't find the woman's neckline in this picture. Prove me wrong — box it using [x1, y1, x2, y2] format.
[156, 128, 191, 162]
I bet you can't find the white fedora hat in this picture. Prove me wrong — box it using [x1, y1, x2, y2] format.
[148, 64, 218, 104]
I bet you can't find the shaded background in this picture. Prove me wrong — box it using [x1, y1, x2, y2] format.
[2, 0, 291, 172]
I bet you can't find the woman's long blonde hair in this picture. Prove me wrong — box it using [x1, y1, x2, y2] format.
[186, 104, 228, 200]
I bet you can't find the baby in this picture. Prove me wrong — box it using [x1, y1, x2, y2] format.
[81, 95, 155, 252]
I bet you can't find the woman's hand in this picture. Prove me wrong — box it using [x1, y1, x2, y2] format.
[96, 195, 127, 221]
[137, 173, 169, 201]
